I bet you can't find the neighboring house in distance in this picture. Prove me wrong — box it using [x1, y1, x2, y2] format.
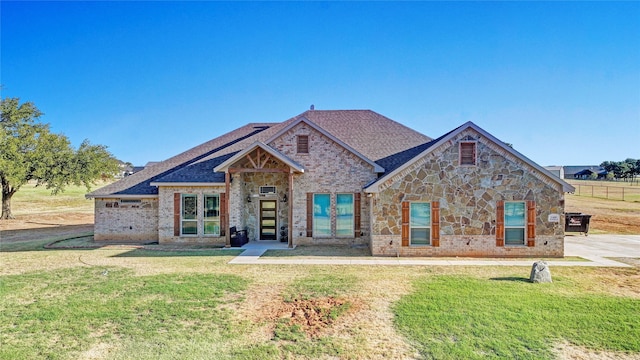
[563, 165, 605, 180]
[86, 109, 574, 257]
[543, 166, 564, 179]
[573, 168, 608, 180]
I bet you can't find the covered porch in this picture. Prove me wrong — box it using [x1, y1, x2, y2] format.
[214, 142, 304, 248]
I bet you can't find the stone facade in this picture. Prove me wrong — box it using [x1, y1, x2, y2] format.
[370, 128, 566, 257]
[94, 198, 158, 242]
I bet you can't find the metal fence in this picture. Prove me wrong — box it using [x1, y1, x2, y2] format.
[572, 183, 640, 202]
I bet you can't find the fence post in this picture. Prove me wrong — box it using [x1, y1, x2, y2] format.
[591, 185, 594, 197]
[622, 187, 625, 201]
[606, 186, 608, 199]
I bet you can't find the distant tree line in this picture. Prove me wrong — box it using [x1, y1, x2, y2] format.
[600, 159, 640, 183]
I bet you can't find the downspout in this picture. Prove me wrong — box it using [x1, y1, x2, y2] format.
[288, 171, 293, 248]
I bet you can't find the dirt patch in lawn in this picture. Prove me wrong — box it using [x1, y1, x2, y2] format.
[554, 340, 640, 360]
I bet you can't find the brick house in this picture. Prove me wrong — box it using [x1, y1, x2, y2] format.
[86, 109, 574, 257]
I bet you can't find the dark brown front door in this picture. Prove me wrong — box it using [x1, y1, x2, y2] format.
[260, 200, 277, 240]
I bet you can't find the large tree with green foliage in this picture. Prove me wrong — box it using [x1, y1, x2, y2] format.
[1, 97, 120, 219]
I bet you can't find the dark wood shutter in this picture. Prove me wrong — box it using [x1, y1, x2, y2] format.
[527, 200, 536, 247]
[174, 193, 181, 236]
[431, 201, 440, 247]
[219, 193, 226, 237]
[401, 201, 409, 247]
[354, 193, 361, 238]
[306, 193, 313, 237]
[496, 200, 505, 247]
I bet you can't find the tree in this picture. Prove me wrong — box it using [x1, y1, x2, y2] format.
[0, 97, 120, 219]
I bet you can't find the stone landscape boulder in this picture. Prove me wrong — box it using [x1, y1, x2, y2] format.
[529, 261, 552, 283]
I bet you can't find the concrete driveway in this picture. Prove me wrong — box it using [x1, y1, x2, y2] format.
[565, 234, 640, 266]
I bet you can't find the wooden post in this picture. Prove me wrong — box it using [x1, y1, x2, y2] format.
[225, 172, 231, 248]
[288, 171, 293, 248]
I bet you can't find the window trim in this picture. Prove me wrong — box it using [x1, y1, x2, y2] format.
[459, 141, 477, 166]
[504, 201, 526, 246]
[409, 202, 431, 246]
[297, 135, 309, 154]
[336, 193, 354, 238]
[203, 194, 220, 236]
[181, 194, 198, 236]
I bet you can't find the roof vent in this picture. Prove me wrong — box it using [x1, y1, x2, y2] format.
[310, 104, 315, 110]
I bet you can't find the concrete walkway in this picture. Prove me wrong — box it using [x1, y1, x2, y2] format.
[229, 235, 640, 267]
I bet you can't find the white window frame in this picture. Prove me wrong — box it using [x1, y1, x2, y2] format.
[410, 202, 431, 246]
[504, 201, 526, 246]
[336, 193, 354, 238]
[181, 194, 198, 236]
[203, 194, 220, 236]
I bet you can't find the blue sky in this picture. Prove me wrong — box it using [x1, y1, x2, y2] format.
[2, 1, 638, 167]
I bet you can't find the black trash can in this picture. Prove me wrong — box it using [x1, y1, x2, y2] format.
[564, 213, 592, 236]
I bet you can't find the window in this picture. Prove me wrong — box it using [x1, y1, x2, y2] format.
[313, 193, 331, 237]
[410, 202, 431, 245]
[504, 201, 526, 245]
[181, 194, 198, 235]
[336, 193, 354, 237]
[460, 142, 476, 166]
[297, 135, 309, 153]
[204, 194, 220, 235]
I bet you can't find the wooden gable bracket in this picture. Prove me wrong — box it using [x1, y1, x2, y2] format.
[244, 148, 273, 169]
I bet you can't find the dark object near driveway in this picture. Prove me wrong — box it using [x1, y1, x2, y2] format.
[230, 226, 248, 247]
[565, 213, 592, 236]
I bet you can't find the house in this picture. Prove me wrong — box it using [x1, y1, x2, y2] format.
[563, 165, 604, 180]
[573, 168, 608, 180]
[86, 109, 574, 257]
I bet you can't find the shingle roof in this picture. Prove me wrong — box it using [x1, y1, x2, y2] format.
[87, 109, 435, 197]
[151, 152, 238, 185]
[374, 127, 459, 175]
[86, 123, 273, 197]
[293, 110, 432, 161]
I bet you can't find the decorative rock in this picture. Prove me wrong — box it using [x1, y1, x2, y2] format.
[530, 261, 552, 283]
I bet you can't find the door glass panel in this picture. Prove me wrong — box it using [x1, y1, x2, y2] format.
[262, 201, 276, 209]
[262, 219, 276, 227]
[262, 210, 276, 218]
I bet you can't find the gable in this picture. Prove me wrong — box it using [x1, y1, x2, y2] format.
[366, 122, 574, 193]
[266, 117, 385, 173]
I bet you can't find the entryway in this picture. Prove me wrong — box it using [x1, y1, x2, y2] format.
[260, 200, 277, 240]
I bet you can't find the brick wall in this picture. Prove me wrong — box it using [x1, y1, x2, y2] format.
[371, 128, 566, 257]
[269, 122, 377, 246]
[158, 185, 226, 245]
[94, 198, 158, 241]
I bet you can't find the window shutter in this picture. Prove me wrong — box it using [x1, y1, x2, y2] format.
[219, 193, 226, 237]
[401, 201, 409, 246]
[496, 200, 504, 247]
[174, 193, 181, 236]
[354, 193, 361, 238]
[306, 193, 313, 237]
[527, 200, 536, 247]
[431, 201, 440, 247]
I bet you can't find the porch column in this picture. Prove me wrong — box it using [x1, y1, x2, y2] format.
[288, 171, 293, 248]
[225, 172, 231, 248]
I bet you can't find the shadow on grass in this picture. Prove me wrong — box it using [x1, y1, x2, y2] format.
[489, 277, 531, 283]
[263, 245, 370, 258]
[112, 248, 244, 257]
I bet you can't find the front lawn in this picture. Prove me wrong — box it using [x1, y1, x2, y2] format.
[394, 275, 640, 359]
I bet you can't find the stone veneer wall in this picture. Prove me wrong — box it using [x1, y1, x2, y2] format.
[94, 198, 159, 241]
[158, 185, 226, 244]
[371, 129, 566, 257]
[239, 172, 289, 241]
[269, 122, 377, 246]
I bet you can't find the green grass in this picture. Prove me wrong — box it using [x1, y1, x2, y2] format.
[0, 267, 249, 360]
[10, 182, 99, 215]
[394, 275, 640, 359]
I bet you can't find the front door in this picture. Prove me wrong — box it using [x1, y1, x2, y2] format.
[260, 200, 277, 240]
